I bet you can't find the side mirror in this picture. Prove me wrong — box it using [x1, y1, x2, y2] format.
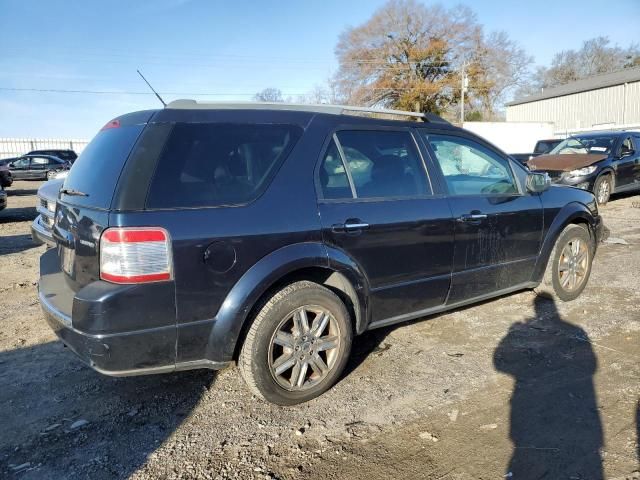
[526, 172, 551, 193]
[620, 148, 635, 158]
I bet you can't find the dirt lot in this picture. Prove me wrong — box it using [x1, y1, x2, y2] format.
[1, 179, 639, 480]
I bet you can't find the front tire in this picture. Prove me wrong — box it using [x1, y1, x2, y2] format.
[535, 224, 594, 302]
[593, 174, 612, 205]
[239, 281, 353, 405]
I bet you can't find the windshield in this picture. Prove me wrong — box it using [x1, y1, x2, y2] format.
[549, 135, 615, 155]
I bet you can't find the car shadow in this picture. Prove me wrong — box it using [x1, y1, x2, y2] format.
[0, 206, 38, 223]
[341, 291, 532, 381]
[494, 296, 604, 479]
[6, 187, 39, 197]
[0, 234, 40, 256]
[609, 189, 640, 203]
[0, 341, 215, 479]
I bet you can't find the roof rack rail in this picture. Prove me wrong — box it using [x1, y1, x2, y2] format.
[165, 100, 450, 124]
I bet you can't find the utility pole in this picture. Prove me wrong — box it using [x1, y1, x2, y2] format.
[460, 65, 468, 125]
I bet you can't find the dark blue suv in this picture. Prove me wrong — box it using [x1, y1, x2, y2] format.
[39, 101, 604, 405]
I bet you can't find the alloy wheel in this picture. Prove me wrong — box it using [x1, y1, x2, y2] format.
[268, 305, 341, 391]
[557, 238, 589, 292]
[597, 180, 610, 204]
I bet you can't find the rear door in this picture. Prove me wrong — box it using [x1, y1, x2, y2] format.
[420, 131, 543, 304]
[29, 156, 49, 179]
[317, 128, 454, 325]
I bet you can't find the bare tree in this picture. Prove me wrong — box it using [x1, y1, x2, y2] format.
[466, 31, 532, 119]
[332, 0, 530, 118]
[253, 88, 284, 103]
[527, 37, 640, 91]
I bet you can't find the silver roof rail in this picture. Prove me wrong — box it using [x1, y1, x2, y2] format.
[165, 99, 450, 124]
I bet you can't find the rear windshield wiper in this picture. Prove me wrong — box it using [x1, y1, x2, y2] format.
[60, 188, 89, 197]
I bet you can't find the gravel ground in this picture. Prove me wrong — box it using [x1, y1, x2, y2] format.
[1, 180, 639, 479]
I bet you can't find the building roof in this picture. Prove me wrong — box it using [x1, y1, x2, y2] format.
[506, 67, 640, 107]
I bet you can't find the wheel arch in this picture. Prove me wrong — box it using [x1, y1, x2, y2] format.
[531, 202, 598, 284]
[205, 242, 369, 363]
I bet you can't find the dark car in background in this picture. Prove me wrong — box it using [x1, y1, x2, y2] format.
[527, 130, 640, 205]
[0, 187, 6, 211]
[28, 149, 77, 163]
[31, 179, 63, 247]
[511, 138, 563, 165]
[0, 160, 13, 187]
[39, 102, 603, 405]
[7, 155, 70, 181]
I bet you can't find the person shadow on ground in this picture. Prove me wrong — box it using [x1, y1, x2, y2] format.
[494, 296, 604, 479]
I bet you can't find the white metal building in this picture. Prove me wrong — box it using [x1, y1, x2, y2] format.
[506, 68, 640, 135]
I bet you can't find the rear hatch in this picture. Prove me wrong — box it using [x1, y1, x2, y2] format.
[53, 110, 154, 291]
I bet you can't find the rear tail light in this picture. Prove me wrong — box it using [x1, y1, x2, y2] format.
[100, 227, 172, 284]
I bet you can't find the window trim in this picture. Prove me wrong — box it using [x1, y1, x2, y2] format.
[315, 125, 435, 204]
[419, 129, 525, 198]
[332, 133, 358, 199]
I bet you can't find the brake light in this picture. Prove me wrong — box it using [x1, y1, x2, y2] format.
[100, 119, 120, 131]
[100, 227, 172, 284]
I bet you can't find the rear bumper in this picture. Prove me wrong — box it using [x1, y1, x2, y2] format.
[38, 248, 230, 376]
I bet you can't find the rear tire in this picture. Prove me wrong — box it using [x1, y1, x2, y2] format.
[535, 224, 594, 302]
[239, 281, 352, 405]
[593, 174, 612, 205]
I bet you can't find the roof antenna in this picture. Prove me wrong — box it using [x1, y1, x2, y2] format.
[137, 69, 166, 107]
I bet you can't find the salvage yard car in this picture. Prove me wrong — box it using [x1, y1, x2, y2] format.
[39, 102, 604, 405]
[527, 130, 640, 205]
[510, 138, 562, 165]
[31, 178, 63, 247]
[0, 160, 13, 187]
[7, 154, 70, 181]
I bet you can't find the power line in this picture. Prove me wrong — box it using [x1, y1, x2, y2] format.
[0, 86, 431, 96]
[0, 87, 296, 96]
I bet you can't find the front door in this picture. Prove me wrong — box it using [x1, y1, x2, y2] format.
[9, 157, 30, 180]
[317, 129, 454, 325]
[421, 131, 544, 304]
[614, 136, 640, 191]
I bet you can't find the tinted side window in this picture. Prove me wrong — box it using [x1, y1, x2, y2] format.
[319, 140, 352, 200]
[335, 130, 430, 199]
[31, 157, 48, 169]
[147, 123, 301, 209]
[621, 137, 634, 152]
[424, 134, 518, 196]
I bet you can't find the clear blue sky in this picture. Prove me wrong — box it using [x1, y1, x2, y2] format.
[1, 0, 638, 138]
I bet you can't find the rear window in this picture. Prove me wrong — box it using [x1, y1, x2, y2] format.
[61, 124, 144, 209]
[146, 123, 301, 209]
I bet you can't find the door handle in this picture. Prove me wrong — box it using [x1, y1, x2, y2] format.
[457, 213, 487, 222]
[331, 219, 370, 233]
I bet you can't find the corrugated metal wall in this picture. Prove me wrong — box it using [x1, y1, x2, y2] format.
[0, 138, 89, 160]
[506, 81, 640, 131]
